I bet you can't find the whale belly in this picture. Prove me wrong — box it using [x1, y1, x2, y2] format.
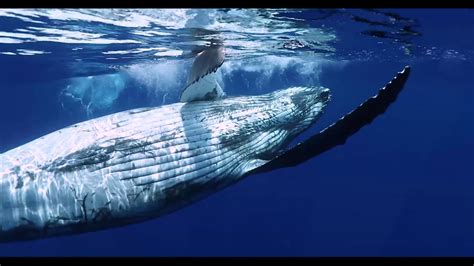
[0, 97, 287, 242]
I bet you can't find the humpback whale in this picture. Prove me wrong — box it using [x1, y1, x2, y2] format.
[0, 44, 411, 243]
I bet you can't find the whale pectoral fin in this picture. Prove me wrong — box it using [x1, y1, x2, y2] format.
[246, 66, 411, 175]
[180, 45, 225, 102]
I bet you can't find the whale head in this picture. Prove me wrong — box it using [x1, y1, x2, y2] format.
[206, 86, 331, 162]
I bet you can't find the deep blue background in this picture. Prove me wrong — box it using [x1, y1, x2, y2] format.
[0, 9, 473, 256]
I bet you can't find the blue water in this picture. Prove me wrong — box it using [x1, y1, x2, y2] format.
[0, 8, 473, 256]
